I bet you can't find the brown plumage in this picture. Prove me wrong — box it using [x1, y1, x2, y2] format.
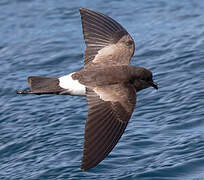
[76, 8, 157, 170]
[80, 8, 135, 67]
[17, 8, 158, 171]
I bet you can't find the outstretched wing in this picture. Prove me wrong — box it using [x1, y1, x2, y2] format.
[80, 8, 135, 68]
[81, 84, 136, 170]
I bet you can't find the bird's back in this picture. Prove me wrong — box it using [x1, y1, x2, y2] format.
[72, 65, 151, 87]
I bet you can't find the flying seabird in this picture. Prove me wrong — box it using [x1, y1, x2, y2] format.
[17, 8, 158, 171]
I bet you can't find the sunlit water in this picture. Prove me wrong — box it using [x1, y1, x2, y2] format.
[1, 0, 204, 179]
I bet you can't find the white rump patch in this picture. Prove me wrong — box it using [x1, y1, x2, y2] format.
[59, 73, 86, 96]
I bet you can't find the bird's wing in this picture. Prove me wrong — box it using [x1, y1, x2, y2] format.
[80, 8, 135, 68]
[81, 84, 136, 170]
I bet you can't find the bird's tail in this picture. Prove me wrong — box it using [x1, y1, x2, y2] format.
[17, 76, 65, 95]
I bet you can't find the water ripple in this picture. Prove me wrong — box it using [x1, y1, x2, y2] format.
[1, 0, 204, 179]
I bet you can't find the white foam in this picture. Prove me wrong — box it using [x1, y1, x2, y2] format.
[59, 73, 86, 96]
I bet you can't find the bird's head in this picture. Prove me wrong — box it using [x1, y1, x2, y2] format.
[132, 67, 158, 92]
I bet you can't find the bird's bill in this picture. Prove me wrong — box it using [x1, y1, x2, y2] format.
[148, 81, 158, 90]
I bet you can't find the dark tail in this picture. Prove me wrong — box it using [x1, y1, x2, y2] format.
[17, 76, 65, 95]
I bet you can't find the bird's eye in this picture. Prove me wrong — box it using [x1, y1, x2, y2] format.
[126, 40, 133, 46]
[147, 77, 153, 82]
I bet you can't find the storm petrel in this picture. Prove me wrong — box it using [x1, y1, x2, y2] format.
[17, 8, 158, 171]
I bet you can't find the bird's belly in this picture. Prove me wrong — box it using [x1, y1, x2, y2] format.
[59, 73, 86, 96]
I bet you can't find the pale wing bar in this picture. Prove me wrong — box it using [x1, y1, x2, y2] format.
[81, 86, 136, 171]
[80, 8, 129, 66]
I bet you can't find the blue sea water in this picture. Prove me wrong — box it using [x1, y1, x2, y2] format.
[0, 0, 204, 179]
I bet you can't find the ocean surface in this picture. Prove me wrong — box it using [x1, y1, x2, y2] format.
[1, 0, 204, 179]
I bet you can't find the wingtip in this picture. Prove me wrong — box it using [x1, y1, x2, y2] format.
[80, 164, 88, 171]
[79, 8, 86, 11]
[79, 8, 100, 16]
[81, 157, 97, 171]
[79, 8, 90, 14]
[79, 8, 84, 12]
